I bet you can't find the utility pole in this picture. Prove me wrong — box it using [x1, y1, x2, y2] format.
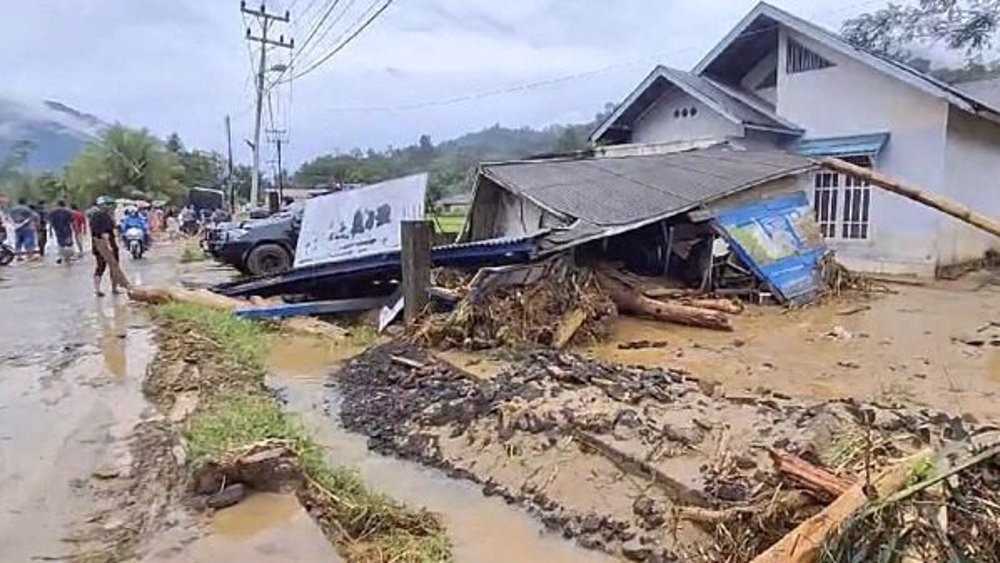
[241, 1, 292, 209]
[224, 115, 235, 213]
[266, 127, 287, 203]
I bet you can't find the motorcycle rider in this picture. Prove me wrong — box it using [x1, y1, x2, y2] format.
[120, 206, 151, 251]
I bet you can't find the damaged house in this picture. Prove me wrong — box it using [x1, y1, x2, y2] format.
[462, 146, 826, 303]
[584, 2, 1000, 276]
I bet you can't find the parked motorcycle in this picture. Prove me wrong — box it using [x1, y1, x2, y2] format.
[123, 226, 146, 259]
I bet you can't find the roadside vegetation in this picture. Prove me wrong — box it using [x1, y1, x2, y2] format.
[149, 303, 450, 562]
[179, 245, 207, 263]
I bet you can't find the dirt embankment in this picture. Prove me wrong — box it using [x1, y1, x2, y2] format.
[335, 340, 1000, 562]
[73, 303, 450, 563]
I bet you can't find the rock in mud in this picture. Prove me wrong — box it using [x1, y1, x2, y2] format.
[621, 538, 652, 561]
[207, 483, 247, 509]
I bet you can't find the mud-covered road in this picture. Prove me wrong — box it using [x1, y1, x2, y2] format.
[0, 249, 188, 561]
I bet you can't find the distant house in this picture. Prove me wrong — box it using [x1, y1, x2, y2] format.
[434, 193, 472, 215]
[591, 2, 1000, 276]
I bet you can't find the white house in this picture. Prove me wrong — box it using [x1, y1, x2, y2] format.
[591, 2, 1000, 276]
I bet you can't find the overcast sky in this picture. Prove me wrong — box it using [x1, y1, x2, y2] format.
[2, 0, 890, 168]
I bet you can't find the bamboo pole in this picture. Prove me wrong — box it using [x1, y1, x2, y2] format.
[820, 158, 1000, 238]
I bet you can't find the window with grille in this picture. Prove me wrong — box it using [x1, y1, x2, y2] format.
[787, 39, 834, 74]
[812, 160, 871, 241]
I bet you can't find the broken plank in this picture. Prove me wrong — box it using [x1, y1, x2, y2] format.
[769, 449, 853, 498]
[553, 308, 588, 349]
[751, 449, 931, 563]
[390, 355, 426, 370]
[570, 427, 708, 507]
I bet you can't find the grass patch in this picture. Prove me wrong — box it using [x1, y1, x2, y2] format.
[161, 302, 450, 562]
[180, 245, 207, 263]
[152, 302, 269, 375]
[184, 394, 450, 562]
[429, 213, 465, 234]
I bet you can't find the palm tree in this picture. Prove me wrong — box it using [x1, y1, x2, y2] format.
[65, 125, 184, 205]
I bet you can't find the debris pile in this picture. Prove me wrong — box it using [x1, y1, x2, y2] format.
[333, 341, 996, 561]
[414, 259, 617, 349]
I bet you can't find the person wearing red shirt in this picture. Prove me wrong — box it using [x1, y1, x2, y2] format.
[70, 204, 87, 256]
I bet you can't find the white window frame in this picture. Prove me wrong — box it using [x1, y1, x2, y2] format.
[811, 156, 873, 242]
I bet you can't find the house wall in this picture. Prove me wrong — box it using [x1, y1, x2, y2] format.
[778, 28, 950, 276]
[938, 107, 1000, 265]
[632, 88, 742, 144]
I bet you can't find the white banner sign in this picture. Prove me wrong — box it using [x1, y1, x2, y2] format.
[294, 173, 427, 268]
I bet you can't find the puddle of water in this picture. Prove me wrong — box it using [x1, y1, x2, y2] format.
[145, 493, 341, 563]
[268, 344, 617, 563]
[211, 492, 300, 539]
[267, 337, 369, 381]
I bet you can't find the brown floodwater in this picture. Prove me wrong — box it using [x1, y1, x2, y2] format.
[587, 277, 1000, 422]
[267, 339, 618, 563]
[0, 243, 230, 561]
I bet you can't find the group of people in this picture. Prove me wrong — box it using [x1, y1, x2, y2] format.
[3, 198, 88, 263]
[0, 197, 169, 296]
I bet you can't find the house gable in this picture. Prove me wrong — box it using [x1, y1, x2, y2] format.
[590, 66, 800, 145]
[694, 2, 1000, 124]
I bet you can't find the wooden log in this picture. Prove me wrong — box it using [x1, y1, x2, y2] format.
[769, 449, 853, 498]
[93, 238, 131, 289]
[821, 158, 1000, 238]
[751, 450, 931, 563]
[679, 298, 744, 315]
[596, 270, 732, 331]
[571, 428, 708, 507]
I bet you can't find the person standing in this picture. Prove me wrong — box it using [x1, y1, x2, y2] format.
[33, 201, 48, 258]
[48, 200, 75, 265]
[70, 204, 87, 256]
[89, 196, 121, 297]
[9, 198, 38, 260]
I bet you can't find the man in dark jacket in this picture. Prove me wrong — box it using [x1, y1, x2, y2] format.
[89, 196, 120, 296]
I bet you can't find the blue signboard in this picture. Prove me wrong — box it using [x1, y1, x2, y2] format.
[712, 192, 827, 304]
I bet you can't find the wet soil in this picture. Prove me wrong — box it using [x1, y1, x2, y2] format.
[333, 339, 992, 561]
[267, 337, 616, 563]
[588, 276, 1000, 424]
[0, 247, 194, 561]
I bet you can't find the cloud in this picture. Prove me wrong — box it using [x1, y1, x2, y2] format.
[0, 0, 880, 168]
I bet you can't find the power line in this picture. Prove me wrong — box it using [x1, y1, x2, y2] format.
[294, 0, 356, 67]
[302, 0, 892, 113]
[288, 0, 393, 81]
[291, 0, 341, 63]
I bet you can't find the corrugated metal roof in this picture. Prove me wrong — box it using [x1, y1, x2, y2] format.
[481, 147, 814, 227]
[795, 133, 889, 158]
[957, 78, 1000, 110]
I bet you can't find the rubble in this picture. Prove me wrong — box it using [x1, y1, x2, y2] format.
[414, 259, 617, 349]
[333, 340, 995, 561]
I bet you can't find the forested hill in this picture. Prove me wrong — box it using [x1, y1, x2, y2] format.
[292, 118, 603, 201]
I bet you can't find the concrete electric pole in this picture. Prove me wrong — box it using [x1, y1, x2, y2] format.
[241, 1, 292, 209]
[266, 128, 287, 203]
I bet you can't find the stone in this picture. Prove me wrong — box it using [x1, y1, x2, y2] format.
[579, 512, 603, 534]
[621, 538, 652, 561]
[207, 483, 246, 509]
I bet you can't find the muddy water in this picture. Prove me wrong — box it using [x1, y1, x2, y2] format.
[0, 247, 189, 560]
[587, 279, 1000, 423]
[267, 338, 618, 563]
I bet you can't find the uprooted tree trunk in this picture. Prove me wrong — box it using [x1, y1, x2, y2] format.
[596, 269, 733, 331]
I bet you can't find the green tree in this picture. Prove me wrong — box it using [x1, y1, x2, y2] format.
[65, 125, 184, 205]
[843, 1, 1000, 80]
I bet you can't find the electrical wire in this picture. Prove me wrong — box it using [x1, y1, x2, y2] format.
[293, 0, 357, 67]
[292, 0, 342, 64]
[287, 0, 393, 81]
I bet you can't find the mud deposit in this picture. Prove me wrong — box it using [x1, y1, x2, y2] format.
[336, 340, 995, 561]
